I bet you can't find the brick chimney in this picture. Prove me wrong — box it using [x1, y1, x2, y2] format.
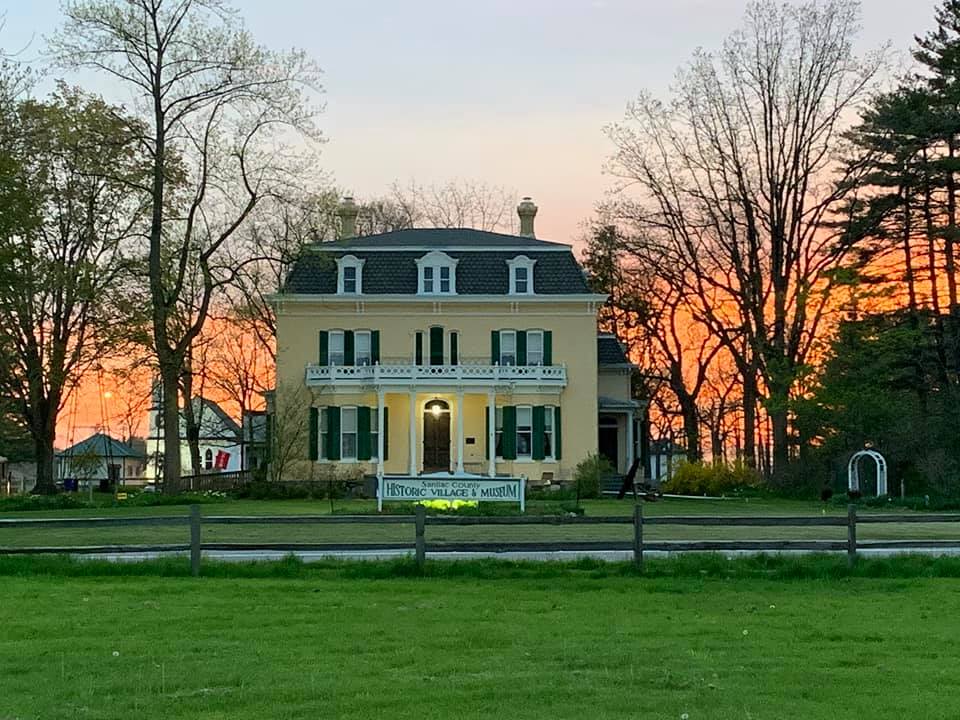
[337, 196, 359, 239]
[517, 197, 537, 238]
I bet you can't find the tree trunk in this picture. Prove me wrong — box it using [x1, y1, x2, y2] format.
[741, 365, 757, 469]
[31, 426, 57, 495]
[680, 398, 701, 463]
[180, 363, 202, 476]
[159, 362, 182, 491]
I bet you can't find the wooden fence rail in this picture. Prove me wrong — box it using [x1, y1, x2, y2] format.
[3, 504, 960, 575]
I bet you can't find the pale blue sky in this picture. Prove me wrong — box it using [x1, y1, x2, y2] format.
[2, 0, 943, 242]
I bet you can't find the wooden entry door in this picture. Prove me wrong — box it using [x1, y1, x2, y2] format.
[423, 400, 451, 473]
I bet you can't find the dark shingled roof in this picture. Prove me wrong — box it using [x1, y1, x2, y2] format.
[597, 335, 631, 366]
[57, 433, 142, 459]
[281, 228, 592, 296]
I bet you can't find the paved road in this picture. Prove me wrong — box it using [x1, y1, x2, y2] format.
[78, 546, 960, 563]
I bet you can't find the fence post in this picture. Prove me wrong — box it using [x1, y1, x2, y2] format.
[415, 504, 426, 570]
[190, 504, 202, 577]
[633, 503, 644, 570]
[846, 503, 857, 569]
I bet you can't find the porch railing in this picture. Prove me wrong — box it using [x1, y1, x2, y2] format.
[305, 360, 567, 387]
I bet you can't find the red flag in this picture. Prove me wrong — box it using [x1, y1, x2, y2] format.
[215, 450, 230, 470]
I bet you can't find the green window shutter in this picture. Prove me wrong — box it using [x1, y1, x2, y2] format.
[308, 408, 319, 460]
[502, 406, 517, 460]
[517, 330, 527, 366]
[383, 407, 389, 461]
[554, 406, 562, 459]
[450, 332, 459, 366]
[491, 330, 500, 364]
[415, 332, 424, 365]
[344, 330, 355, 366]
[319, 331, 329, 365]
[543, 331, 553, 366]
[371, 330, 381, 364]
[358, 406, 372, 461]
[327, 406, 341, 461]
[430, 326, 444, 366]
[532, 406, 546, 461]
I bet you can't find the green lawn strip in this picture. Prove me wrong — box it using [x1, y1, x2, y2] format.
[1, 564, 959, 719]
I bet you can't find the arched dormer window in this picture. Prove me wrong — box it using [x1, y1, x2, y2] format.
[416, 251, 458, 295]
[336, 255, 365, 294]
[204, 449, 213, 470]
[507, 255, 536, 295]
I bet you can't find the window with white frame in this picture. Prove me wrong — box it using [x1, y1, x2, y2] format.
[328, 331, 345, 366]
[416, 251, 458, 295]
[354, 330, 372, 366]
[544, 406, 555, 459]
[516, 406, 533, 459]
[370, 410, 379, 460]
[507, 256, 536, 295]
[527, 330, 544, 366]
[495, 407, 503, 458]
[499, 330, 516, 366]
[204, 448, 213, 470]
[341, 407, 358, 460]
[336, 255, 364, 294]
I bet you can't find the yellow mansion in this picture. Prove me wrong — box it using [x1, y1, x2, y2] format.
[271, 197, 642, 486]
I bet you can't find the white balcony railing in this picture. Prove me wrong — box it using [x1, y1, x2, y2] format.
[305, 360, 567, 388]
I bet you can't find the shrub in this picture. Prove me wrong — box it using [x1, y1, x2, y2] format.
[662, 460, 761, 496]
[573, 454, 614, 500]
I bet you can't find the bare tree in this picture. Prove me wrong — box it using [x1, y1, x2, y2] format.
[605, 0, 884, 478]
[388, 180, 518, 233]
[54, 0, 322, 488]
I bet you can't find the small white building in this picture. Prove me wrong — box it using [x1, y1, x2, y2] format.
[144, 396, 243, 480]
[648, 439, 687, 484]
[56, 433, 145, 487]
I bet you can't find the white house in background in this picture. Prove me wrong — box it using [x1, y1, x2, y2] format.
[56, 433, 146, 486]
[144, 395, 243, 480]
[648, 438, 687, 484]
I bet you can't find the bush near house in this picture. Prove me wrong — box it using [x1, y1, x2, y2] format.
[662, 460, 762, 497]
[573, 454, 615, 499]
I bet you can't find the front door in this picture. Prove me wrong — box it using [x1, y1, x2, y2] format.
[423, 399, 451, 472]
[599, 418, 619, 472]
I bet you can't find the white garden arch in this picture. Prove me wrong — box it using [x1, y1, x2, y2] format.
[848, 450, 888, 497]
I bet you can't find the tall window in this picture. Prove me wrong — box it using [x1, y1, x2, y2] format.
[341, 407, 358, 460]
[329, 331, 345, 365]
[439, 266, 451, 293]
[371, 411, 379, 460]
[423, 266, 435, 293]
[355, 331, 372, 366]
[516, 406, 533, 458]
[204, 449, 213, 470]
[514, 266, 529, 293]
[320, 408, 329, 460]
[544, 406, 555, 459]
[527, 330, 544, 366]
[500, 330, 516, 366]
[495, 407, 504, 457]
[342, 266, 357, 293]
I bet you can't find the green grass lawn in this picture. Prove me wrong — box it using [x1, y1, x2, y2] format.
[2, 496, 959, 549]
[2, 560, 959, 719]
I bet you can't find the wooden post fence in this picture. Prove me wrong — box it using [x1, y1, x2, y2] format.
[847, 503, 857, 568]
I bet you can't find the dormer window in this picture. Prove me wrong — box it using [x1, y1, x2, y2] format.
[508, 255, 536, 295]
[336, 255, 365, 294]
[416, 251, 458, 295]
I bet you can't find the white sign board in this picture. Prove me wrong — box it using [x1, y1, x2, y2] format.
[378, 477, 526, 512]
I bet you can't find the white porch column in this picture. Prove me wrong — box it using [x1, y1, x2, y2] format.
[487, 389, 496, 478]
[376, 389, 385, 479]
[408, 389, 417, 476]
[456, 389, 465, 474]
[626, 410, 635, 472]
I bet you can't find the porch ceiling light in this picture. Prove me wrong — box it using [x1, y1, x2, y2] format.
[430, 403, 442, 418]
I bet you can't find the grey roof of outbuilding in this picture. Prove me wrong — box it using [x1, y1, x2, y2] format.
[280, 228, 592, 296]
[57, 433, 142, 459]
[597, 335, 632, 366]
